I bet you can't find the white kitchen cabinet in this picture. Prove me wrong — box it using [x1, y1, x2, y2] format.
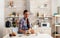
[39, 27, 51, 35]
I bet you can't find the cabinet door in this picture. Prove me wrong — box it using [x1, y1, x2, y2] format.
[39, 27, 51, 35]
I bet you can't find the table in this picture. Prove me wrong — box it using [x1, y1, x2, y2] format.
[3, 33, 53, 38]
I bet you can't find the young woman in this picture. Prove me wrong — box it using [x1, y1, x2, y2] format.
[18, 10, 34, 34]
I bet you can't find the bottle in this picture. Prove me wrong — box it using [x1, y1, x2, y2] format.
[12, 18, 16, 27]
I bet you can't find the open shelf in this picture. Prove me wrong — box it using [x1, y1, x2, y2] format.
[6, 16, 19, 18]
[55, 34, 60, 36]
[55, 15, 60, 17]
[54, 15, 60, 38]
[55, 25, 60, 26]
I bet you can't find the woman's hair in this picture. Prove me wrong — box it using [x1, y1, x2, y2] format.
[23, 10, 28, 14]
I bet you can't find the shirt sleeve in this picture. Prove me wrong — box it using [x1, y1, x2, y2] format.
[19, 19, 22, 30]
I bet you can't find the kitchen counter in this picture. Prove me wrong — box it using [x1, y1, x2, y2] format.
[3, 27, 52, 38]
[3, 33, 53, 38]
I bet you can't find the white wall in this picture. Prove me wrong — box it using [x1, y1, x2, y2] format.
[30, 0, 52, 17]
[51, 0, 57, 15]
[0, 0, 4, 38]
[52, 0, 60, 15]
[56, 0, 60, 7]
[5, 0, 26, 17]
[25, 0, 30, 11]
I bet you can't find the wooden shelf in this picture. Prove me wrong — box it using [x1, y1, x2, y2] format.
[55, 15, 60, 38]
[55, 15, 60, 17]
[55, 34, 60, 36]
[55, 25, 60, 26]
[6, 16, 19, 18]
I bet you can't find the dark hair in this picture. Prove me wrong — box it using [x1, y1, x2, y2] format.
[23, 10, 28, 14]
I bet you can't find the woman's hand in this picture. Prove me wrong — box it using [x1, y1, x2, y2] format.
[19, 29, 26, 34]
[28, 28, 35, 34]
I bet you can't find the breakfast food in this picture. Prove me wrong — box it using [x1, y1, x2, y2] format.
[9, 32, 16, 37]
[30, 29, 35, 34]
[12, 32, 16, 36]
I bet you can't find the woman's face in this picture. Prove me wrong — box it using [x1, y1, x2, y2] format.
[24, 12, 29, 18]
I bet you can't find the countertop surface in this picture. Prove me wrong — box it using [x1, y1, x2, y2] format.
[3, 33, 53, 38]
